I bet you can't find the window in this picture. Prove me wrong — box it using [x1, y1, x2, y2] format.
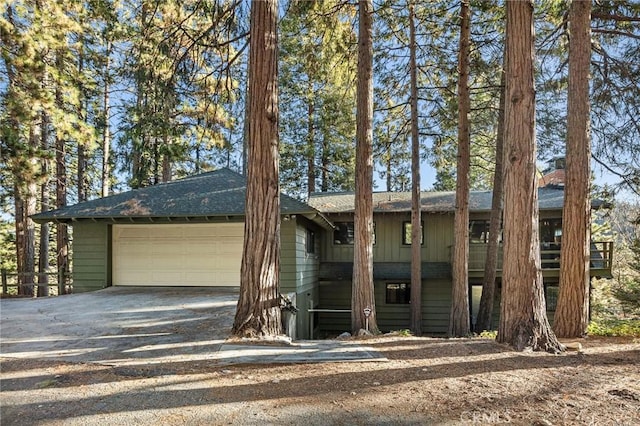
[386, 283, 411, 304]
[468, 220, 503, 243]
[306, 229, 315, 254]
[402, 221, 424, 245]
[545, 285, 559, 310]
[333, 222, 355, 245]
[333, 221, 376, 245]
[540, 218, 563, 244]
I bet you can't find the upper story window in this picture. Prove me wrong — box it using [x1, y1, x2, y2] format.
[333, 222, 376, 245]
[469, 220, 491, 243]
[334, 222, 354, 244]
[402, 221, 424, 245]
[540, 218, 562, 244]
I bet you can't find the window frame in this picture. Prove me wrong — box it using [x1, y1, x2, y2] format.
[402, 221, 424, 246]
[545, 284, 559, 311]
[305, 228, 315, 254]
[332, 221, 376, 245]
[385, 282, 411, 304]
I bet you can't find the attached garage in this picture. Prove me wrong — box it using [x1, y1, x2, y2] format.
[112, 223, 244, 287]
[31, 168, 332, 338]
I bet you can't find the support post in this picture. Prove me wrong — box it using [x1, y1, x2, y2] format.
[58, 269, 65, 295]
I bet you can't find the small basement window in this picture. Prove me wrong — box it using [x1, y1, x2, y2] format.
[386, 283, 411, 304]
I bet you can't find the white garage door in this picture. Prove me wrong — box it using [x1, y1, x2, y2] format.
[112, 223, 243, 287]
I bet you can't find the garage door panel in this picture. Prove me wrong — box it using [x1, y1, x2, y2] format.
[113, 224, 243, 287]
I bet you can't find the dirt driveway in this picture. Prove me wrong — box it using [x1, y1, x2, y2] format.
[1, 290, 639, 425]
[0, 287, 239, 365]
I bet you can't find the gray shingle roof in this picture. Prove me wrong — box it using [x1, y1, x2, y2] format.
[32, 168, 317, 223]
[308, 186, 601, 213]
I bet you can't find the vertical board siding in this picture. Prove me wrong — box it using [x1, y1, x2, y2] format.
[318, 278, 451, 335]
[72, 222, 110, 292]
[321, 213, 454, 263]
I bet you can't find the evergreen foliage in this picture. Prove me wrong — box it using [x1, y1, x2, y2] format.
[279, 0, 356, 198]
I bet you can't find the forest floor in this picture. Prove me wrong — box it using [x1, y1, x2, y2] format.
[1, 335, 639, 425]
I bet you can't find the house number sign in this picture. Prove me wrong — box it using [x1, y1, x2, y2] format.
[363, 307, 372, 331]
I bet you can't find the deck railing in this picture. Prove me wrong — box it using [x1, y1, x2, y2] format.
[468, 241, 613, 272]
[0, 269, 72, 297]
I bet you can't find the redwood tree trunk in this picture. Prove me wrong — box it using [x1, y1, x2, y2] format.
[475, 55, 506, 333]
[409, 0, 422, 336]
[450, 0, 471, 337]
[352, 0, 379, 334]
[497, 0, 563, 353]
[232, 0, 282, 338]
[554, 0, 592, 338]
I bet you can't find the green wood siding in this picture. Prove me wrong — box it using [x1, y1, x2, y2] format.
[317, 212, 453, 336]
[317, 279, 451, 335]
[280, 218, 321, 339]
[321, 213, 454, 263]
[72, 222, 110, 292]
[280, 220, 298, 294]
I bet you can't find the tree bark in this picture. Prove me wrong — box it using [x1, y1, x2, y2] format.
[307, 96, 316, 195]
[409, 0, 422, 336]
[56, 80, 68, 293]
[321, 132, 329, 192]
[14, 180, 36, 297]
[101, 41, 111, 198]
[554, 0, 592, 338]
[386, 151, 392, 192]
[475, 54, 506, 333]
[497, 0, 564, 353]
[75, 46, 88, 203]
[18, 127, 39, 297]
[352, 0, 379, 334]
[450, 0, 471, 337]
[232, 0, 282, 338]
[38, 109, 50, 297]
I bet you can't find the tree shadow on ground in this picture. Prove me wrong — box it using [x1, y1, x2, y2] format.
[1, 341, 638, 424]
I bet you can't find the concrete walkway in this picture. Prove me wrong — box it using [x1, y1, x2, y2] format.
[0, 288, 386, 366]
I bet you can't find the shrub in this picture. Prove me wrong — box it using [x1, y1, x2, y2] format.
[587, 319, 640, 337]
[478, 330, 497, 339]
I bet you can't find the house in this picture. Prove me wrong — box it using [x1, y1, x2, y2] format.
[308, 188, 612, 336]
[538, 157, 566, 188]
[32, 168, 613, 339]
